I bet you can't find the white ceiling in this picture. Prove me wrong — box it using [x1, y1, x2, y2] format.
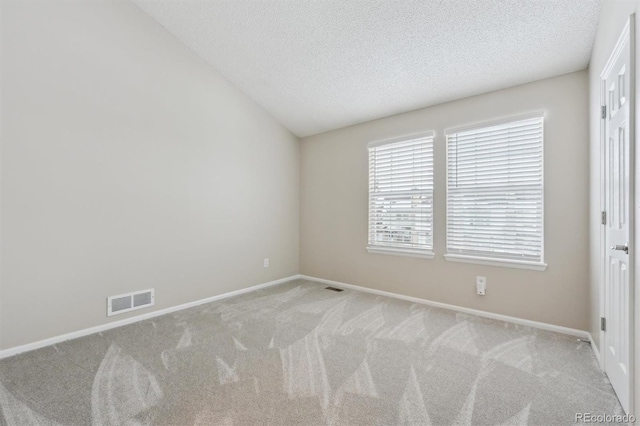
[133, 0, 601, 137]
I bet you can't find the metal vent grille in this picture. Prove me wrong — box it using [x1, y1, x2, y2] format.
[133, 292, 152, 307]
[111, 296, 132, 313]
[107, 289, 154, 316]
[325, 286, 344, 292]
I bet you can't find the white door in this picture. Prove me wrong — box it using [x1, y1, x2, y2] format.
[603, 17, 634, 415]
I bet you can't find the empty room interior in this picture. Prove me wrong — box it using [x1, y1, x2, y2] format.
[4, 0, 640, 424]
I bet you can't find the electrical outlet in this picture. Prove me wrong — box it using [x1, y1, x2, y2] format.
[476, 276, 486, 295]
[264, 258, 269, 268]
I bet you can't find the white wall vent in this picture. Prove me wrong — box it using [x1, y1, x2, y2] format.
[107, 289, 154, 316]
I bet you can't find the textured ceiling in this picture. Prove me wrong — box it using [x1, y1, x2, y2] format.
[132, 0, 601, 137]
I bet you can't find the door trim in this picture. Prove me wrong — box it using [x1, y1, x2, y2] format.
[600, 13, 636, 414]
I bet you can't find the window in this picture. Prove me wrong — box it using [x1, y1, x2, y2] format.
[445, 114, 546, 270]
[367, 132, 434, 258]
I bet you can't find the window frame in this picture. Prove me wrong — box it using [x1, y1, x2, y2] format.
[366, 131, 435, 259]
[443, 112, 547, 271]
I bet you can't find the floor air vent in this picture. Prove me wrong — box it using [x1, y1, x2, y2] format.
[107, 289, 154, 316]
[325, 286, 344, 292]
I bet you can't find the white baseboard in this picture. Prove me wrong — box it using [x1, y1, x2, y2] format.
[589, 332, 603, 369]
[0, 275, 299, 360]
[299, 274, 591, 339]
[1, 273, 594, 360]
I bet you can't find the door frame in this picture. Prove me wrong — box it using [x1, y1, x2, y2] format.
[600, 13, 636, 414]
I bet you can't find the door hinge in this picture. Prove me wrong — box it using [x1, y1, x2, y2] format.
[602, 211, 607, 225]
[602, 105, 607, 119]
[601, 317, 606, 332]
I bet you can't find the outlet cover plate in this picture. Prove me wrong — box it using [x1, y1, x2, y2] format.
[476, 276, 486, 295]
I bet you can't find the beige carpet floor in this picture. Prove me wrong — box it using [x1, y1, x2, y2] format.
[0, 279, 623, 425]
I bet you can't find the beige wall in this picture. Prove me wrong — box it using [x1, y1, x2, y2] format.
[0, 0, 300, 349]
[301, 71, 589, 330]
[588, 0, 640, 415]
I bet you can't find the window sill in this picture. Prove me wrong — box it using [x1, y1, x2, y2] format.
[443, 254, 547, 271]
[366, 246, 435, 259]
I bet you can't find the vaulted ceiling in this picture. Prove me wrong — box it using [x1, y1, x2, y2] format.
[133, 0, 601, 137]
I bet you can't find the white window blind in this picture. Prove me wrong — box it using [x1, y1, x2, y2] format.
[445, 115, 544, 266]
[368, 133, 434, 256]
